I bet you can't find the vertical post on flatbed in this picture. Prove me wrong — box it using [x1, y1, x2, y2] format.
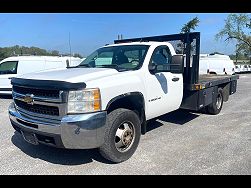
[185, 33, 191, 85]
[193, 33, 200, 84]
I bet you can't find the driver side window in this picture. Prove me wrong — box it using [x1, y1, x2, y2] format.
[150, 46, 172, 73]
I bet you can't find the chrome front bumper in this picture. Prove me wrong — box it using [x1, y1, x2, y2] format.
[9, 102, 107, 149]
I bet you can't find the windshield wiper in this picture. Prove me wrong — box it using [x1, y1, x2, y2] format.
[96, 64, 120, 70]
[70, 64, 129, 72]
[97, 65, 131, 72]
[71, 64, 92, 68]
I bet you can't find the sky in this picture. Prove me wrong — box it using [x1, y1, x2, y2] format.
[0, 13, 246, 57]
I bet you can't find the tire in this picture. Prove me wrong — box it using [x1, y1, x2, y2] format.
[99, 108, 141, 163]
[206, 88, 223, 115]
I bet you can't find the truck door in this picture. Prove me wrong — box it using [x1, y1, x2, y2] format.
[0, 61, 18, 90]
[144, 45, 183, 120]
[17, 60, 45, 74]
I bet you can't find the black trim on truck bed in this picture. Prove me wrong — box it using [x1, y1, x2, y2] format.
[198, 74, 239, 88]
[186, 74, 239, 91]
[11, 78, 86, 91]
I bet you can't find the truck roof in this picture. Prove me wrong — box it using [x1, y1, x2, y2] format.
[104, 41, 173, 47]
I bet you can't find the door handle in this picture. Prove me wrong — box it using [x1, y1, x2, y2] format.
[172, 77, 179, 82]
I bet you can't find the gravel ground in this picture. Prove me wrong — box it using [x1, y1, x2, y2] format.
[0, 74, 250, 175]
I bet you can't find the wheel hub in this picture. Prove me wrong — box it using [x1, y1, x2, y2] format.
[115, 122, 135, 152]
[122, 130, 133, 146]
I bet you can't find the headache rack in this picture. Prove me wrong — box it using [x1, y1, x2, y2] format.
[114, 32, 201, 90]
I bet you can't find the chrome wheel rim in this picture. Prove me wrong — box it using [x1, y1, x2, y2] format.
[115, 121, 135, 153]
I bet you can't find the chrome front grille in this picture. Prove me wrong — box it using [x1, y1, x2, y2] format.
[12, 85, 67, 119]
[13, 86, 60, 99]
[14, 99, 59, 116]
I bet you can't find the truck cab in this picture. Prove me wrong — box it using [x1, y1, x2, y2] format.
[8, 32, 238, 163]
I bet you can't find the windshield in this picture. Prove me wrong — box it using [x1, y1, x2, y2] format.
[78, 45, 149, 71]
[0, 61, 18, 75]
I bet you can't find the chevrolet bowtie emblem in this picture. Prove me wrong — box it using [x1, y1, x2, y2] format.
[23, 94, 34, 105]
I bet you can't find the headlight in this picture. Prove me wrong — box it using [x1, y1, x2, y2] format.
[67, 88, 101, 114]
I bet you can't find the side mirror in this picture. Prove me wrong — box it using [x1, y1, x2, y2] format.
[170, 55, 184, 74]
[149, 63, 157, 73]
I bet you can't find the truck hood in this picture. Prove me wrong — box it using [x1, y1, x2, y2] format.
[16, 68, 119, 83]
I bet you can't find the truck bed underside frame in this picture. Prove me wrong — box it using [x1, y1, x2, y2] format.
[181, 74, 238, 111]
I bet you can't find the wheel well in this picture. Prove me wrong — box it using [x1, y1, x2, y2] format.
[218, 82, 230, 102]
[106, 93, 145, 125]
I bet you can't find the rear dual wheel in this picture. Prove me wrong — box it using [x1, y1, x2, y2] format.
[206, 88, 223, 115]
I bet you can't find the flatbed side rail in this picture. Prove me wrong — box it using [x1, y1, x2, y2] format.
[185, 74, 239, 91]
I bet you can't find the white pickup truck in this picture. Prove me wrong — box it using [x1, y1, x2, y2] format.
[8, 32, 239, 163]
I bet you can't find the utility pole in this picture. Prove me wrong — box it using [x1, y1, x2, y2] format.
[69, 32, 72, 66]
[235, 43, 238, 64]
[69, 32, 72, 56]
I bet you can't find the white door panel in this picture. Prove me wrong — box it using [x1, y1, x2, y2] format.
[144, 45, 183, 120]
[145, 72, 182, 120]
[0, 74, 12, 89]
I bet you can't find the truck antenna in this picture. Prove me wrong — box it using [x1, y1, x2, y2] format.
[69, 32, 72, 66]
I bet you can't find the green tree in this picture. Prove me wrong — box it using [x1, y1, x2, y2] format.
[180, 16, 200, 33]
[0, 45, 83, 60]
[215, 14, 251, 62]
[176, 16, 200, 54]
[51, 50, 60, 56]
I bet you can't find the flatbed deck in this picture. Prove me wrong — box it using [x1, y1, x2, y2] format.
[187, 74, 239, 91]
[198, 74, 238, 83]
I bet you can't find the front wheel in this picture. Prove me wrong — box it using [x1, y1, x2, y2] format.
[99, 108, 141, 163]
[206, 88, 223, 115]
